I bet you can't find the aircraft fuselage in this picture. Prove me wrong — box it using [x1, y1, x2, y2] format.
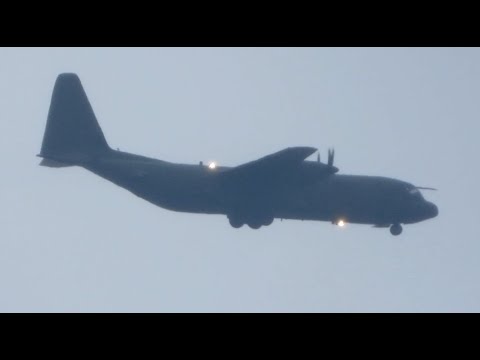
[82, 149, 438, 229]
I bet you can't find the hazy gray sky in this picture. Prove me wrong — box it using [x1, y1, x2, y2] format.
[1, 47, 479, 312]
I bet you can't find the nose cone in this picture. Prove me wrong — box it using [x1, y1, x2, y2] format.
[426, 202, 439, 219]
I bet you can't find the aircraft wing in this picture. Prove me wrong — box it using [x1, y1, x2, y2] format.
[219, 146, 317, 182]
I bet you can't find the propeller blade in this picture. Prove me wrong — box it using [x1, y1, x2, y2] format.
[317, 152, 320, 163]
[415, 186, 437, 191]
[328, 148, 335, 167]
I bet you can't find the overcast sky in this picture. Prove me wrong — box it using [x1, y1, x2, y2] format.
[1, 47, 479, 312]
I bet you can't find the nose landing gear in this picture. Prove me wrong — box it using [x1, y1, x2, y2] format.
[390, 223, 403, 236]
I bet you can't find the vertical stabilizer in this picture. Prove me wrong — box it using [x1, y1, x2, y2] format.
[39, 73, 110, 165]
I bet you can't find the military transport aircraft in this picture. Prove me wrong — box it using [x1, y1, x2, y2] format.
[38, 74, 438, 236]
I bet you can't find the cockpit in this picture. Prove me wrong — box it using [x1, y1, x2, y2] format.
[407, 187, 425, 201]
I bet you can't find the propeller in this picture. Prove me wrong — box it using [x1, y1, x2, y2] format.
[328, 148, 335, 167]
[314, 148, 338, 174]
[415, 186, 437, 191]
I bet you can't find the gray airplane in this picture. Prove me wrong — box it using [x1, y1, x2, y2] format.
[38, 73, 438, 236]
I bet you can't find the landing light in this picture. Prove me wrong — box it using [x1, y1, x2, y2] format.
[337, 220, 346, 227]
[208, 162, 217, 170]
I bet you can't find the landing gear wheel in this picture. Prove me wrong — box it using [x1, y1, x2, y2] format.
[390, 223, 403, 236]
[247, 221, 263, 230]
[262, 217, 274, 227]
[229, 217, 244, 229]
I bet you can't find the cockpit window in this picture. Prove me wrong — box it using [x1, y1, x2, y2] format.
[408, 187, 424, 200]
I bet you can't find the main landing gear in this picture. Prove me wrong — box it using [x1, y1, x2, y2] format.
[228, 214, 274, 230]
[228, 217, 244, 229]
[390, 223, 403, 236]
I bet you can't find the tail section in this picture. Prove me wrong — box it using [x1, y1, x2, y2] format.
[39, 73, 110, 166]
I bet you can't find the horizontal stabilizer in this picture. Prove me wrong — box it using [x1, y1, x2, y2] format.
[39, 158, 74, 168]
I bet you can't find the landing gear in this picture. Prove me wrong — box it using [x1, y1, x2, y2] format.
[247, 221, 263, 230]
[229, 217, 244, 229]
[390, 223, 403, 236]
[262, 217, 274, 227]
[246, 216, 274, 229]
[228, 214, 274, 230]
